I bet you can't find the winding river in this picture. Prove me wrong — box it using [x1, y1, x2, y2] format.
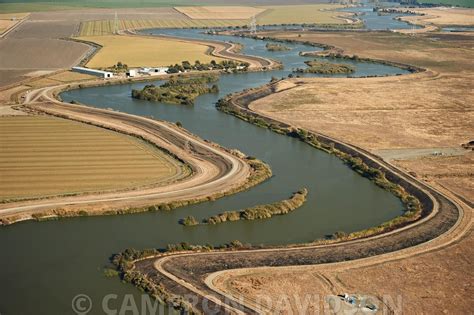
[1, 30, 411, 314]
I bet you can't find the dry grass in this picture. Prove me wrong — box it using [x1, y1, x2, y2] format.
[0, 13, 30, 20]
[394, 152, 474, 203]
[23, 71, 95, 89]
[79, 35, 224, 68]
[175, 6, 265, 20]
[400, 7, 474, 26]
[256, 4, 345, 25]
[0, 20, 17, 34]
[250, 31, 473, 204]
[218, 228, 474, 314]
[251, 74, 474, 150]
[0, 115, 183, 200]
[47, 70, 95, 82]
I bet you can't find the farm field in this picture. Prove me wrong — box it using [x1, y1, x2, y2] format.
[256, 4, 345, 25]
[398, 7, 474, 27]
[79, 35, 225, 68]
[0, 115, 185, 201]
[175, 6, 265, 19]
[418, 0, 474, 8]
[78, 19, 248, 36]
[0, 0, 322, 13]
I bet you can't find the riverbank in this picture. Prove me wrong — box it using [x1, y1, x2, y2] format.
[0, 83, 272, 224]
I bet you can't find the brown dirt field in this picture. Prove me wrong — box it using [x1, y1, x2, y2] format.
[6, 20, 78, 39]
[0, 38, 90, 70]
[0, 115, 185, 201]
[28, 7, 186, 22]
[217, 227, 474, 314]
[175, 6, 265, 20]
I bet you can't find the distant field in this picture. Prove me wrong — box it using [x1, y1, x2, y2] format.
[78, 19, 248, 36]
[0, 1, 347, 13]
[175, 6, 265, 19]
[0, 12, 29, 34]
[79, 35, 225, 68]
[418, 0, 474, 8]
[256, 4, 345, 25]
[0, 115, 184, 201]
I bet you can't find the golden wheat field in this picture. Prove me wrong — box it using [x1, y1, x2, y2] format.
[0, 115, 185, 201]
[79, 35, 225, 68]
[175, 6, 265, 20]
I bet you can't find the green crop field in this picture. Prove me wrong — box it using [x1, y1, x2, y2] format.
[0, 115, 185, 200]
[418, 0, 474, 8]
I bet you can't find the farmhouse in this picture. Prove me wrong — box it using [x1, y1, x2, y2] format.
[139, 67, 169, 75]
[72, 66, 113, 79]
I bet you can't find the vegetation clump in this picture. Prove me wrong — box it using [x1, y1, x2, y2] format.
[166, 59, 249, 74]
[201, 188, 308, 225]
[131, 75, 219, 105]
[107, 61, 128, 73]
[295, 60, 355, 74]
[180, 215, 199, 226]
[265, 43, 291, 51]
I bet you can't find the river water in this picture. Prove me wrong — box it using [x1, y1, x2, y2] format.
[1, 29, 410, 314]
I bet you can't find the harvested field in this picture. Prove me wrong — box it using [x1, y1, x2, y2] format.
[0, 38, 90, 69]
[78, 19, 248, 36]
[175, 6, 265, 20]
[6, 20, 79, 39]
[79, 35, 224, 68]
[256, 4, 346, 25]
[0, 115, 185, 201]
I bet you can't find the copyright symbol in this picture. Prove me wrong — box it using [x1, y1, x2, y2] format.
[72, 294, 92, 315]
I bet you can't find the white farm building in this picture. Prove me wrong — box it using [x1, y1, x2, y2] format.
[72, 67, 113, 79]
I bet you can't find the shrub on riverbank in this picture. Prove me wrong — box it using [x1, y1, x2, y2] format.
[201, 188, 308, 225]
[180, 215, 199, 226]
[131, 75, 219, 105]
[266, 43, 291, 51]
[295, 60, 355, 74]
[216, 90, 423, 235]
[167, 59, 249, 74]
